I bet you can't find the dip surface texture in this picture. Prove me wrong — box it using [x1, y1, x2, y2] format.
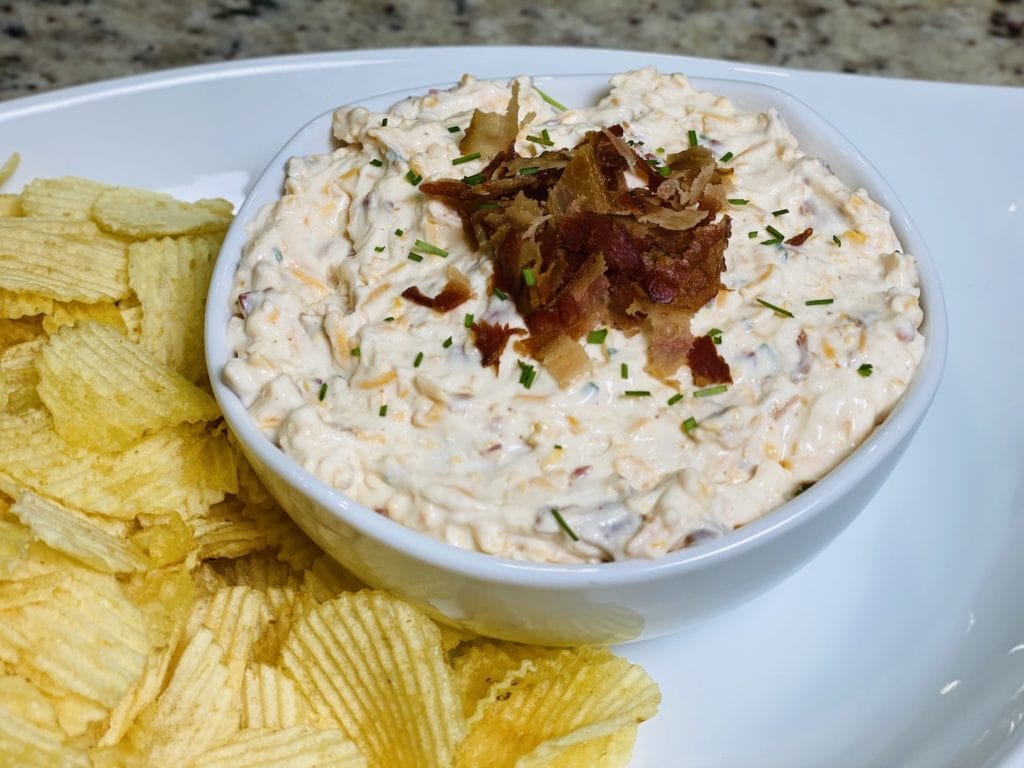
[225, 69, 925, 563]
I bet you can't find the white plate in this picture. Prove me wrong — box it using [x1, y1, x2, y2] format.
[2, 47, 1022, 768]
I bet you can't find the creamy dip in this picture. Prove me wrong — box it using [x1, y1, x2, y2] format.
[224, 69, 924, 563]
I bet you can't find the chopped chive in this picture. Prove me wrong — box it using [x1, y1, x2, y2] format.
[369, 158, 384, 167]
[693, 384, 728, 398]
[748, 231, 758, 239]
[518, 166, 540, 176]
[476, 201, 500, 211]
[464, 313, 474, 328]
[526, 130, 554, 146]
[517, 360, 537, 389]
[720, 151, 734, 163]
[381, 117, 388, 126]
[623, 390, 651, 397]
[833, 234, 842, 247]
[727, 198, 748, 206]
[442, 336, 453, 348]
[620, 362, 629, 379]
[461, 172, 486, 185]
[657, 165, 671, 177]
[318, 382, 328, 401]
[447, 125, 460, 133]
[395, 228, 404, 236]
[656, 146, 665, 154]
[765, 225, 785, 240]
[805, 298, 834, 306]
[857, 363, 874, 377]
[373, 245, 385, 253]
[667, 393, 684, 406]
[535, 86, 567, 111]
[384, 316, 395, 322]
[405, 169, 422, 186]
[350, 347, 361, 357]
[379, 404, 388, 417]
[522, 268, 537, 286]
[407, 252, 423, 262]
[772, 208, 789, 217]
[452, 152, 481, 165]
[708, 327, 723, 344]
[687, 129, 698, 148]
[682, 416, 698, 433]
[493, 287, 508, 300]
[413, 239, 449, 258]
[554, 444, 563, 450]
[413, 351, 424, 368]
[756, 298, 795, 317]
[271, 246, 284, 263]
[586, 328, 608, 344]
[551, 508, 579, 541]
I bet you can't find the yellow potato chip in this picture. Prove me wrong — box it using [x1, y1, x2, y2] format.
[10, 489, 149, 574]
[35, 322, 219, 450]
[0, 315, 44, 349]
[123, 564, 198, 649]
[187, 586, 272, 692]
[40, 299, 126, 335]
[2, 569, 152, 708]
[0, 676, 90, 768]
[0, 193, 22, 216]
[517, 724, 638, 768]
[117, 295, 143, 343]
[300, 555, 366, 603]
[280, 591, 465, 768]
[128, 627, 239, 765]
[0, 410, 233, 519]
[98, 640, 176, 748]
[0, 518, 33, 577]
[128, 235, 218, 381]
[241, 664, 312, 730]
[19, 176, 112, 220]
[454, 646, 660, 768]
[191, 500, 271, 561]
[210, 550, 303, 591]
[0, 215, 102, 237]
[0, 338, 44, 411]
[0, 287, 53, 319]
[0, 221, 129, 302]
[243, 501, 320, 572]
[130, 511, 194, 568]
[190, 725, 365, 768]
[0, 151, 20, 185]
[92, 186, 232, 239]
[251, 587, 317, 665]
[436, 623, 477, 655]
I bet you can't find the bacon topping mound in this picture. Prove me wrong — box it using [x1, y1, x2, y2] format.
[421, 124, 733, 386]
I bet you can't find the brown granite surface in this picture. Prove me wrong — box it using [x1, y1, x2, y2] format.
[1, 0, 1021, 103]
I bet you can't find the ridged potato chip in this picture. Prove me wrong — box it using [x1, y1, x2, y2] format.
[190, 725, 365, 768]
[0, 676, 90, 767]
[0, 518, 33, 578]
[19, 176, 111, 219]
[280, 591, 465, 768]
[241, 664, 311, 730]
[517, 724, 638, 768]
[0, 193, 21, 216]
[40, 300, 126, 335]
[0, 338, 44, 411]
[187, 586, 272, 691]
[10, 489, 148, 574]
[35, 322, 219, 451]
[0, 287, 52, 319]
[191, 500, 271, 561]
[92, 187, 232, 238]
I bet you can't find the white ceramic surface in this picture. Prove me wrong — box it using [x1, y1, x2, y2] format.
[205, 72, 945, 648]
[1, 47, 1021, 768]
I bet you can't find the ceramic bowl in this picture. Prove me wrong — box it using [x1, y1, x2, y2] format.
[205, 74, 947, 645]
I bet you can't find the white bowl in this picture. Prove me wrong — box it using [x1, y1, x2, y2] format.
[205, 74, 947, 646]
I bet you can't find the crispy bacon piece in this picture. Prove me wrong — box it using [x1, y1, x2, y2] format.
[472, 319, 525, 370]
[400, 267, 472, 312]
[422, 120, 735, 385]
[785, 227, 813, 246]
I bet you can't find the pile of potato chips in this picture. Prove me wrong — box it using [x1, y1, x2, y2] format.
[0, 158, 660, 767]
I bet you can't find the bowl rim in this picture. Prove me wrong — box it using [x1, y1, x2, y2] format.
[205, 71, 948, 590]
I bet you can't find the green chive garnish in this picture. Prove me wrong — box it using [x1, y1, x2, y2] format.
[517, 360, 537, 389]
[857, 363, 874, 377]
[693, 384, 728, 398]
[369, 158, 384, 168]
[413, 239, 448, 258]
[748, 231, 758, 239]
[381, 118, 388, 126]
[405, 170, 422, 186]
[535, 86, 567, 111]
[407, 252, 423, 262]
[687, 129, 698, 147]
[667, 393, 684, 406]
[805, 298, 834, 306]
[373, 245, 385, 253]
[526, 129, 554, 146]
[395, 228, 404, 236]
[551, 508, 579, 541]
[765, 225, 785, 241]
[554, 444, 563, 450]
[318, 382, 328, 401]
[461, 173, 486, 186]
[413, 351, 424, 368]
[350, 347, 361, 357]
[720, 151, 734, 163]
[727, 198, 748, 206]
[442, 336, 453, 348]
[624, 390, 651, 397]
[756, 298, 794, 317]
[833, 235, 842, 247]
[708, 328, 723, 344]
[447, 125, 460, 133]
[620, 362, 629, 379]
[587, 329, 608, 344]
[682, 416, 698, 433]
[518, 166, 540, 176]
[271, 246, 283, 262]
[452, 152, 481, 165]
[476, 202, 500, 210]
[772, 208, 789, 217]
[464, 313, 474, 328]
[384, 316, 394, 322]
[493, 287, 507, 300]
[379, 404, 388, 417]
[522, 268, 537, 286]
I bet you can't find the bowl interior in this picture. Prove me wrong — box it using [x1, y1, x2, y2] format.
[205, 72, 947, 587]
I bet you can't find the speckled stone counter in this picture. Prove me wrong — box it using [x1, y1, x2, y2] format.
[1, 0, 1021, 102]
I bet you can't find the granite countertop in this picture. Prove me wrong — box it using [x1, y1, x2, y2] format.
[1, 0, 1021, 103]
